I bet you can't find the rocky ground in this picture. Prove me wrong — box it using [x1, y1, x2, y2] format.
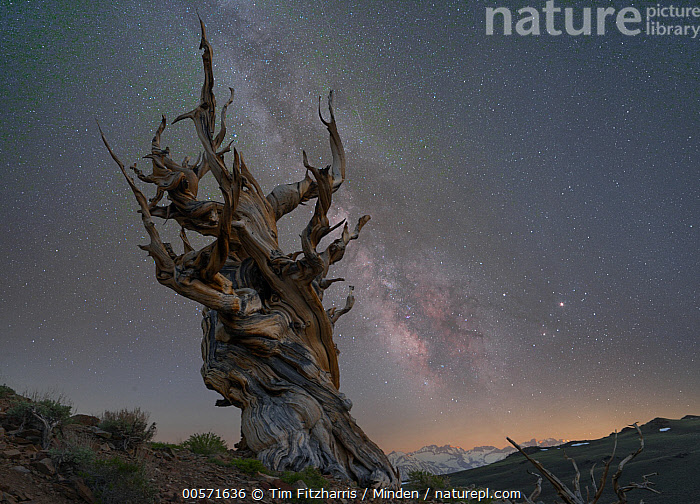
[0, 427, 337, 504]
[0, 392, 516, 504]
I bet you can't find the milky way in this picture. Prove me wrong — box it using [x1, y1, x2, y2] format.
[1, 1, 697, 452]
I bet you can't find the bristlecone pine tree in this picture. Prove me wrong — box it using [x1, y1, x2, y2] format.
[99, 19, 399, 488]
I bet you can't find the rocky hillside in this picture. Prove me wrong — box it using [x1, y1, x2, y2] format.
[0, 386, 520, 504]
[0, 409, 316, 503]
[0, 387, 361, 504]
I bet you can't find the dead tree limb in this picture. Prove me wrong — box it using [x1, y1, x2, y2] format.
[509, 423, 659, 504]
[611, 424, 661, 504]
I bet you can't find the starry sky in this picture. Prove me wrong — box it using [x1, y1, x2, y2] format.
[1, 1, 698, 454]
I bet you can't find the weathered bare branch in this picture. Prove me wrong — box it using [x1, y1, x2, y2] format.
[266, 90, 346, 221]
[319, 91, 346, 190]
[172, 17, 231, 192]
[563, 451, 584, 501]
[237, 150, 275, 220]
[98, 121, 174, 273]
[507, 437, 581, 504]
[612, 424, 659, 503]
[591, 434, 617, 503]
[173, 17, 216, 145]
[297, 151, 332, 282]
[329, 286, 355, 324]
[99, 122, 256, 316]
[524, 470, 543, 504]
[510, 422, 659, 504]
[319, 277, 345, 290]
[321, 215, 371, 273]
[214, 87, 234, 151]
[180, 227, 194, 255]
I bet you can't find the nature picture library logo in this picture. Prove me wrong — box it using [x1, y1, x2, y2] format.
[485, 1, 700, 38]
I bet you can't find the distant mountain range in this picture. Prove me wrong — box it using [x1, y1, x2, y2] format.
[388, 438, 566, 480]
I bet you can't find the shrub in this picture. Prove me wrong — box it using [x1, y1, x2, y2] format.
[81, 456, 156, 504]
[5, 399, 33, 426]
[182, 432, 228, 455]
[99, 408, 156, 451]
[6, 397, 72, 428]
[281, 465, 327, 488]
[406, 470, 449, 491]
[0, 383, 15, 398]
[150, 441, 181, 450]
[50, 431, 98, 473]
[6, 393, 73, 448]
[229, 457, 268, 475]
[50, 444, 96, 472]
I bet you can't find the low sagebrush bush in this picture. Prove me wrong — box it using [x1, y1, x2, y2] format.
[81, 456, 156, 504]
[50, 431, 98, 473]
[182, 432, 228, 455]
[0, 383, 15, 398]
[6, 392, 73, 448]
[50, 444, 96, 473]
[150, 441, 181, 450]
[406, 470, 448, 491]
[281, 465, 327, 488]
[99, 408, 156, 451]
[6, 396, 72, 428]
[230, 457, 268, 474]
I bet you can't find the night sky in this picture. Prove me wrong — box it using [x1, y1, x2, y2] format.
[1, 1, 698, 454]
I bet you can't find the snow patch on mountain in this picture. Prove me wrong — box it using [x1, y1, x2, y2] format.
[388, 439, 565, 480]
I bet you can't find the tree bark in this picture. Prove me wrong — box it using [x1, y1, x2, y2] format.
[101, 18, 398, 488]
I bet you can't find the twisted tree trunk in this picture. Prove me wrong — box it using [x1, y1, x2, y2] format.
[100, 19, 398, 488]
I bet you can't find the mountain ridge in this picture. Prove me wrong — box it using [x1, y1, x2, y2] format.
[446, 415, 700, 504]
[388, 438, 566, 480]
